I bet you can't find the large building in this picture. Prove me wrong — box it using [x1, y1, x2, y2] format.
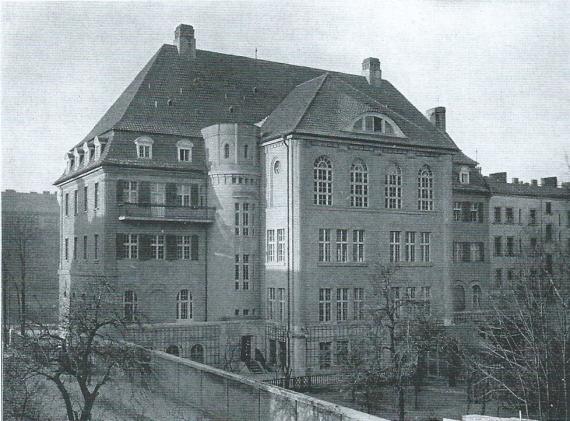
[54, 24, 570, 375]
[2, 190, 60, 328]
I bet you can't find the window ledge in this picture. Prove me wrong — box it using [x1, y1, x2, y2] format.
[395, 262, 433, 268]
[317, 262, 368, 267]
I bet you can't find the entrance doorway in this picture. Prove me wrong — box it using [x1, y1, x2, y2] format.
[240, 335, 252, 361]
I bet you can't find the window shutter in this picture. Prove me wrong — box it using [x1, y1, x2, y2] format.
[139, 234, 153, 260]
[191, 184, 199, 207]
[116, 180, 125, 203]
[166, 184, 177, 206]
[139, 182, 151, 205]
[478, 203, 484, 223]
[462, 202, 470, 222]
[191, 235, 199, 260]
[116, 233, 125, 259]
[166, 235, 178, 260]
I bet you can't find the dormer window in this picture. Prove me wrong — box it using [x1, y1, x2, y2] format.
[93, 137, 102, 161]
[350, 114, 403, 137]
[73, 148, 81, 170]
[134, 136, 153, 159]
[82, 142, 91, 165]
[459, 167, 470, 184]
[177, 139, 193, 162]
[65, 153, 73, 174]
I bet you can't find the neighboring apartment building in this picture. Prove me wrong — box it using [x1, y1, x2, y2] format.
[1, 190, 60, 327]
[54, 24, 570, 375]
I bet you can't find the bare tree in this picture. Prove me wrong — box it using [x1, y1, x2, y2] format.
[8, 280, 151, 421]
[461, 243, 570, 420]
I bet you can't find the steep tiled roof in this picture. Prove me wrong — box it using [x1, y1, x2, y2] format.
[452, 166, 490, 194]
[486, 178, 570, 200]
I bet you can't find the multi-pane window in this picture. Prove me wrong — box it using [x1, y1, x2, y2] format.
[234, 255, 240, 290]
[494, 207, 501, 223]
[177, 235, 191, 259]
[472, 285, 482, 309]
[137, 144, 151, 159]
[234, 203, 240, 235]
[336, 288, 348, 321]
[495, 269, 503, 287]
[421, 286, 431, 315]
[65, 193, 69, 216]
[278, 288, 285, 323]
[318, 229, 331, 262]
[319, 342, 332, 369]
[314, 156, 333, 206]
[177, 185, 191, 206]
[176, 289, 191, 320]
[390, 231, 401, 262]
[124, 290, 138, 322]
[391, 287, 401, 316]
[470, 243, 482, 261]
[352, 230, 365, 262]
[454, 242, 484, 262]
[505, 208, 514, 224]
[151, 235, 165, 259]
[470, 203, 480, 222]
[336, 340, 349, 366]
[234, 254, 250, 290]
[420, 232, 431, 262]
[65, 238, 69, 260]
[453, 202, 462, 221]
[94, 234, 99, 260]
[336, 229, 348, 262]
[267, 288, 275, 320]
[405, 232, 416, 262]
[545, 224, 553, 242]
[350, 161, 368, 207]
[353, 288, 364, 320]
[319, 288, 331, 322]
[235, 202, 254, 236]
[126, 181, 138, 203]
[529, 209, 537, 225]
[124, 234, 138, 259]
[276, 229, 285, 262]
[506, 237, 515, 256]
[177, 140, 193, 162]
[545, 202, 552, 215]
[224, 144, 230, 159]
[242, 255, 250, 290]
[83, 235, 88, 260]
[242, 203, 250, 236]
[94, 183, 99, 209]
[73, 237, 78, 260]
[385, 166, 402, 209]
[266, 230, 275, 262]
[417, 166, 433, 211]
[74, 190, 78, 215]
[494, 236, 503, 256]
[84, 186, 88, 211]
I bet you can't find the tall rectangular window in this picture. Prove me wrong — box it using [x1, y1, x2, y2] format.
[266, 230, 275, 262]
[151, 235, 165, 259]
[505, 208, 514, 224]
[391, 287, 401, 317]
[336, 288, 348, 321]
[94, 234, 99, 260]
[545, 224, 553, 242]
[278, 288, 285, 323]
[494, 207, 501, 223]
[318, 229, 331, 262]
[470, 203, 480, 222]
[235, 255, 240, 290]
[405, 232, 416, 262]
[65, 193, 69, 216]
[495, 269, 503, 287]
[529, 209, 537, 225]
[420, 232, 431, 262]
[234, 203, 252, 236]
[177, 235, 190, 259]
[319, 288, 331, 322]
[73, 237, 78, 260]
[545, 202, 552, 215]
[390, 231, 401, 263]
[124, 234, 138, 259]
[453, 202, 462, 222]
[74, 190, 78, 215]
[494, 236, 503, 256]
[352, 230, 365, 262]
[83, 235, 88, 260]
[470, 243, 482, 261]
[94, 183, 99, 209]
[336, 229, 348, 262]
[267, 288, 275, 320]
[506, 237, 514, 256]
[242, 254, 249, 290]
[319, 342, 332, 369]
[276, 229, 285, 262]
[242, 203, 250, 236]
[83, 186, 88, 212]
[126, 181, 138, 203]
[65, 238, 69, 260]
[353, 288, 364, 320]
[177, 185, 191, 206]
[421, 286, 431, 315]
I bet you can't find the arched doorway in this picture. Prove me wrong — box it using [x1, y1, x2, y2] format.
[190, 344, 204, 363]
[166, 345, 180, 356]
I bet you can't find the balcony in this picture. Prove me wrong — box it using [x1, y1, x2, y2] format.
[118, 203, 215, 223]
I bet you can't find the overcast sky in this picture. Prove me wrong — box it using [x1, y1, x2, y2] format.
[2, 0, 569, 192]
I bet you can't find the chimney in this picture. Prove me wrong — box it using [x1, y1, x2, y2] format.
[362, 57, 382, 87]
[426, 107, 446, 132]
[489, 172, 507, 183]
[541, 177, 557, 188]
[531, 179, 538, 186]
[175, 24, 196, 59]
[512, 178, 519, 184]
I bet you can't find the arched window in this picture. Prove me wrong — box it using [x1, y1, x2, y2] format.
[166, 345, 180, 356]
[124, 290, 138, 322]
[190, 344, 204, 363]
[417, 165, 434, 211]
[134, 136, 153, 159]
[472, 285, 482, 309]
[350, 161, 368, 208]
[176, 289, 192, 320]
[223, 144, 230, 159]
[350, 114, 403, 137]
[313, 156, 333, 206]
[385, 165, 402, 209]
[244, 144, 249, 159]
[452, 285, 466, 312]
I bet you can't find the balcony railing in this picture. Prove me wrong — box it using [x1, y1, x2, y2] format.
[118, 203, 215, 223]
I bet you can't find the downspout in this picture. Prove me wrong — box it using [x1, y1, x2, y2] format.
[204, 175, 209, 322]
[284, 138, 291, 375]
